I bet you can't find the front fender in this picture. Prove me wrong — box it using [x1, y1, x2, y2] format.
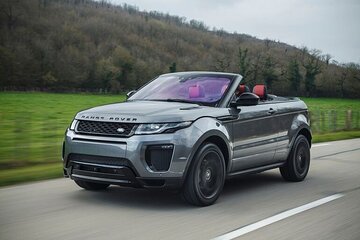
[182, 117, 232, 181]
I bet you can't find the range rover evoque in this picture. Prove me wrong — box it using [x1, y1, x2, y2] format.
[62, 71, 311, 206]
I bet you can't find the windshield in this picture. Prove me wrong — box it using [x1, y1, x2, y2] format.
[128, 74, 233, 106]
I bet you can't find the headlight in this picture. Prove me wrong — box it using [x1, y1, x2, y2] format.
[135, 122, 192, 135]
[69, 119, 78, 130]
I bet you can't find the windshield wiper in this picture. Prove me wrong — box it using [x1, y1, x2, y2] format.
[130, 98, 204, 105]
[160, 99, 203, 105]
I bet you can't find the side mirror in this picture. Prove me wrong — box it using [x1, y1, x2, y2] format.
[230, 92, 259, 107]
[126, 90, 137, 99]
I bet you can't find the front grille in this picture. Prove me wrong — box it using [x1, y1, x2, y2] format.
[76, 120, 137, 137]
[67, 153, 131, 167]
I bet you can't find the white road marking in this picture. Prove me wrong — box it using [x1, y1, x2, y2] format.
[312, 143, 331, 148]
[213, 193, 344, 240]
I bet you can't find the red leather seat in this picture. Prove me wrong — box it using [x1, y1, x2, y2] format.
[253, 84, 267, 100]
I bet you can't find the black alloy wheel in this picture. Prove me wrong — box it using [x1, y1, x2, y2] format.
[280, 134, 310, 182]
[182, 143, 226, 206]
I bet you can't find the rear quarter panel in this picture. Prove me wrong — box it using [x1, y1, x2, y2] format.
[274, 100, 310, 161]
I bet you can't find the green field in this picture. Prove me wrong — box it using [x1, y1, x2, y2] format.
[301, 98, 360, 133]
[0, 92, 359, 186]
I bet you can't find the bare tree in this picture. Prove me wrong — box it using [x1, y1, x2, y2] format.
[323, 54, 332, 65]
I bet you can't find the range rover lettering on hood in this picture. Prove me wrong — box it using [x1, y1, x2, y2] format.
[80, 115, 138, 122]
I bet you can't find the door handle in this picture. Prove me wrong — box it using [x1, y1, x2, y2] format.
[268, 108, 277, 114]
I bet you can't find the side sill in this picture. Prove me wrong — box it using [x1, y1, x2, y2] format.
[226, 162, 285, 179]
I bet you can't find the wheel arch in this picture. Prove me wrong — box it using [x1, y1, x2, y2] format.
[204, 135, 230, 168]
[288, 112, 312, 150]
[182, 130, 232, 183]
[298, 127, 312, 147]
[289, 125, 312, 152]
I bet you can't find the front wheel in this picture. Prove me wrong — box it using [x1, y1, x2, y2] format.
[182, 143, 226, 206]
[74, 179, 110, 191]
[280, 135, 310, 182]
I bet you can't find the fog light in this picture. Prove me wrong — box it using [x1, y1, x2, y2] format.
[145, 145, 174, 171]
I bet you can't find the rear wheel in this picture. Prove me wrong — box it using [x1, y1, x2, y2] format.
[280, 135, 310, 182]
[74, 179, 110, 191]
[182, 143, 226, 206]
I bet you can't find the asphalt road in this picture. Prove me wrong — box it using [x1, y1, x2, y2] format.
[1, 138, 360, 240]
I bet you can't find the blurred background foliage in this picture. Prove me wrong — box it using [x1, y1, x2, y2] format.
[0, 0, 359, 97]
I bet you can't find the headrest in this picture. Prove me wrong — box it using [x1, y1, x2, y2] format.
[253, 84, 267, 100]
[237, 84, 250, 96]
[189, 85, 205, 98]
[239, 84, 249, 93]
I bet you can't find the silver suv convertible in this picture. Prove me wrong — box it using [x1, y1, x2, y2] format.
[63, 71, 311, 206]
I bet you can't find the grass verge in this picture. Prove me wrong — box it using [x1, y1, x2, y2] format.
[312, 130, 360, 143]
[0, 163, 62, 187]
[1, 131, 359, 187]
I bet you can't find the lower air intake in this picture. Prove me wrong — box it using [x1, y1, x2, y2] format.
[145, 145, 173, 171]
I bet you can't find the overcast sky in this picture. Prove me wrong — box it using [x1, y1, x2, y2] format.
[109, 0, 360, 63]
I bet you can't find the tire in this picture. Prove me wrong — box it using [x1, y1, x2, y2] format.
[280, 135, 310, 182]
[74, 179, 110, 191]
[182, 143, 226, 206]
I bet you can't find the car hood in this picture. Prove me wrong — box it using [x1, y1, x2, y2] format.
[75, 100, 231, 123]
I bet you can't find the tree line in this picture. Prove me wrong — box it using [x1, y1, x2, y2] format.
[0, 0, 359, 97]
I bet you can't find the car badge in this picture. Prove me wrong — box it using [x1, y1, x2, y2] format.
[116, 128, 125, 133]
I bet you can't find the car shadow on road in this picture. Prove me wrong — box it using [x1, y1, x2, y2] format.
[220, 171, 289, 204]
[70, 187, 185, 210]
[69, 171, 286, 210]
[223, 171, 285, 195]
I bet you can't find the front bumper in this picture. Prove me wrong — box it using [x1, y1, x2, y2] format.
[63, 125, 203, 189]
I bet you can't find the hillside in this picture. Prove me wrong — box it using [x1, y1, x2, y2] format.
[0, 0, 359, 97]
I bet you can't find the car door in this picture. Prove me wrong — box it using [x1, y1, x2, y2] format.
[231, 103, 279, 172]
